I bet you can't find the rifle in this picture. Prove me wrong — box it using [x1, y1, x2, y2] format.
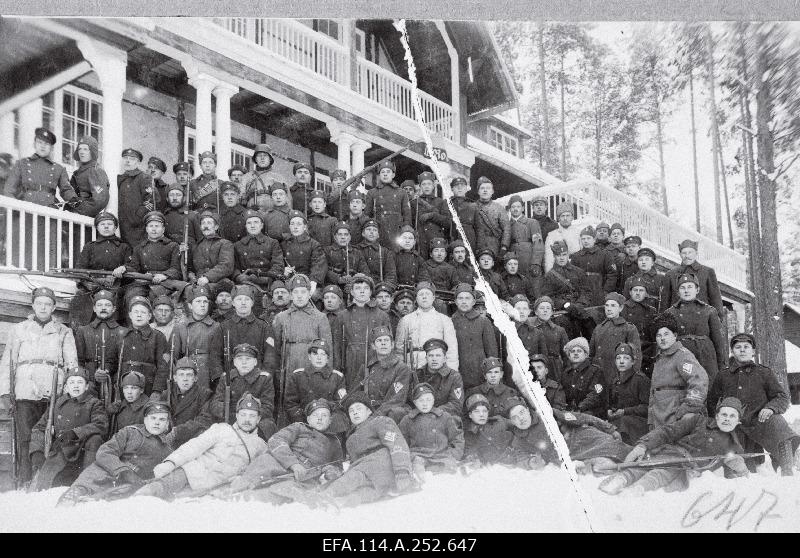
[223, 330, 231, 423]
[593, 452, 765, 472]
[8, 341, 18, 487]
[231, 458, 346, 495]
[182, 182, 191, 282]
[378, 244, 383, 282]
[109, 340, 125, 434]
[43, 363, 60, 457]
[100, 329, 110, 408]
[166, 335, 175, 408]
[341, 143, 415, 191]
[277, 328, 288, 428]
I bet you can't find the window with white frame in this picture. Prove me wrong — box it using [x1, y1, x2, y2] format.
[488, 126, 519, 157]
[315, 170, 331, 193]
[184, 128, 253, 172]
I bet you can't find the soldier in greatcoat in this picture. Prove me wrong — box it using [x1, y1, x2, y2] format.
[663, 239, 724, 318]
[189, 151, 222, 213]
[589, 292, 641, 385]
[172, 285, 224, 391]
[451, 283, 498, 390]
[365, 160, 412, 248]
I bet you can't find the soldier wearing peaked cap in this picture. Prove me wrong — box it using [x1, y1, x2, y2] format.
[306, 190, 338, 247]
[501, 250, 538, 302]
[222, 286, 278, 374]
[357, 218, 398, 286]
[404, 337, 465, 419]
[448, 176, 478, 251]
[663, 239, 724, 318]
[465, 357, 520, 419]
[218, 181, 248, 244]
[242, 143, 287, 214]
[365, 159, 412, 248]
[189, 210, 235, 294]
[233, 207, 283, 296]
[340, 188, 370, 246]
[325, 221, 370, 288]
[530, 194, 558, 244]
[448, 239, 475, 287]
[541, 239, 595, 340]
[395, 284, 459, 372]
[395, 225, 431, 287]
[413, 171, 451, 260]
[571, 224, 618, 307]
[425, 237, 459, 298]
[117, 147, 155, 247]
[326, 168, 354, 220]
[507, 194, 545, 283]
[589, 291, 641, 386]
[616, 235, 643, 295]
[288, 162, 316, 218]
[189, 151, 222, 214]
[282, 210, 328, 286]
[623, 247, 667, 312]
[606, 342, 650, 444]
[474, 176, 511, 266]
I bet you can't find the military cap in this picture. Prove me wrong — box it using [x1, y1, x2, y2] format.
[376, 160, 396, 173]
[333, 221, 350, 234]
[270, 280, 288, 293]
[504, 396, 529, 416]
[233, 343, 259, 359]
[221, 181, 239, 194]
[288, 274, 312, 291]
[399, 224, 416, 236]
[34, 127, 57, 145]
[270, 183, 288, 194]
[128, 295, 152, 312]
[236, 392, 262, 413]
[292, 162, 312, 175]
[550, 240, 569, 256]
[121, 370, 146, 388]
[415, 281, 435, 295]
[65, 368, 90, 382]
[231, 284, 256, 301]
[342, 391, 373, 412]
[477, 248, 496, 260]
[563, 337, 590, 355]
[730, 332, 756, 350]
[466, 393, 491, 413]
[305, 398, 331, 417]
[596, 221, 610, 231]
[652, 313, 680, 336]
[216, 280, 234, 295]
[450, 176, 468, 188]
[175, 357, 197, 371]
[94, 211, 118, 228]
[610, 223, 625, 234]
[418, 171, 436, 183]
[308, 338, 330, 354]
[449, 239, 465, 250]
[411, 382, 435, 401]
[476, 176, 493, 186]
[453, 283, 474, 297]
[615, 342, 635, 357]
[253, 143, 273, 157]
[624, 235, 642, 247]
[509, 294, 530, 307]
[144, 211, 166, 225]
[627, 276, 648, 292]
[393, 288, 415, 303]
[288, 209, 307, 223]
[715, 396, 744, 417]
[580, 226, 596, 238]
[362, 219, 380, 231]
[503, 251, 520, 263]
[347, 190, 366, 202]
[227, 165, 247, 177]
[188, 284, 212, 302]
[637, 247, 656, 260]
[429, 238, 448, 251]
[309, 190, 326, 202]
[331, 169, 347, 180]
[198, 151, 216, 163]
[678, 239, 699, 252]
[199, 210, 220, 226]
[481, 357, 503, 373]
[423, 338, 448, 353]
[173, 162, 192, 174]
[92, 290, 115, 305]
[506, 195, 524, 209]
[0, 153, 13, 169]
[350, 273, 374, 290]
[322, 284, 343, 300]
[677, 273, 699, 287]
[531, 195, 547, 205]
[374, 282, 395, 296]
[555, 202, 573, 218]
[605, 292, 626, 305]
[400, 179, 416, 190]
[31, 286, 56, 304]
[121, 148, 143, 161]
[371, 325, 393, 342]
[533, 296, 554, 311]
[167, 183, 186, 195]
[244, 209, 265, 225]
[144, 400, 171, 417]
[148, 157, 167, 173]
[529, 353, 549, 366]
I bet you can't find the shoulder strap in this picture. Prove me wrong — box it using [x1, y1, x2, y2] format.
[229, 423, 253, 464]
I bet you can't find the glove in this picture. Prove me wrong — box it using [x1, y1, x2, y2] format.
[116, 469, 143, 487]
[321, 465, 342, 482]
[30, 451, 45, 472]
[94, 369, 110, 384]
[624, 444, 647, 463]
[758, 408, 774, 423]
[673, 406, 697, 421]
[394, 472, 416, 494]
[57, 430, 79, 445]
[289, 463, 309, 482]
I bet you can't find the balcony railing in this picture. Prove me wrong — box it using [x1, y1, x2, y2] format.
[1, 196, 96, 272]
[210, 18, 457, 142]
[497, 179, 750, 295]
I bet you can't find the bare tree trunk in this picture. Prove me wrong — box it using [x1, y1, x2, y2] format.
[706, 29, 724, 244]
[717, 138, 735, 249]
[559, 55, 568, 180]
[653, 87, 668, 215]
[595, 106, 602, 179]
[689, 70, 701, 232]
[538, 23, 550, 168]
[754, 30, 788, 383]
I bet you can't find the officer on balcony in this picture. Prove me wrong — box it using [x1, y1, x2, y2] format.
[4, 127, 76, 208]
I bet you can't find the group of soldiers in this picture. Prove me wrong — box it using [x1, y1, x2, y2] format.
[0, 127, 798, 506]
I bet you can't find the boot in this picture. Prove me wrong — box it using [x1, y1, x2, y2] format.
[776, 440, 795, 477]
[598, 473, 629, 495]
[134, 480, 166, 499]
[56, 485, 91, 507]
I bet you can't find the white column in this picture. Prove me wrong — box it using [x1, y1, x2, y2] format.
[330, 131, 355, 176]
[76, 38, 127, 216]
[188, 73, 219, 164]
[0, 111, 15, 156]
[17, 98, 43, 157]
[350, 139, 371, 175]
[212, 82, 239, 179]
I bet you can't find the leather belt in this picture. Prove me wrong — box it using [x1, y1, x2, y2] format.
[653, 385, 685, 392]
[17, 359, 58, 366]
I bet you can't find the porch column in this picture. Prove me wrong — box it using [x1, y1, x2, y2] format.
[187, 71, 219, 166]
[330, 132, 355, 177]
[76, 38, 127, 216]
[0, 112, 15, 156]
[17, 98, 43, 158]
[212, 81, 239, 179]
[350, 138, 371, 175]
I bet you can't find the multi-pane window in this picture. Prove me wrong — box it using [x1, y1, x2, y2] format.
[488, 126, 519, 157]
[185, 129, 253, 172]
[60, 88, 103, 167]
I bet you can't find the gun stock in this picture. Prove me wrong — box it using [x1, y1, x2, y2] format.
[43, 364, 60, 456]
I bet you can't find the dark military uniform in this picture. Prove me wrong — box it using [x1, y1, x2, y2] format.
[365, 181, 412, 248]
[118, 169, 154, 247]
[532, 213, 558, 244]
[666, 299, 727, 386]
[571, 246, 618, 306]
[589, 317, 641, 385]
[234, 232, 283, 290]
[167, 382, 214, 446]
[355, 353, 413, 417]
[561, 359, 606, 417]
[221, 313, 278, 372]
[324, 244, 370, 286]
[307, 212, 338, 248]
[152, 178, 169, 212]
[344, 213, 369, 246]
[539, 377, 567, 410]
[191, 233, 235, 286]
[616, 255, 639, 295]
[475, 199, 511, 257]
[243, 168, 285, 214]
[466, 382, 519, 418]
[4, 153, 74, 206]
[451, 309, 498, 390]
[478, 268, 508, 300]
[621, 299, 658, 376]
[289, 182, 315, 216]
[395, 249, 430, 287]
[664, 261, 724, 318]
[332, 302, 392, 390]
[608, 365, 650, 445]
[414, 194, 451, 259]
[531, 317, 570, 381]
[172, 315, 224, 390]
[508, 215, 544, 277]
[264, 205, 291, 242]
[451, 259, 475, 286]
[516, 319, 547, 366]
[207, 365, 277, 439]
[398, 407, 463, 470]
[69, 160, 110, 217]
[284, 365, 348, 433]
[74, 317, 127, 391]
[449, 196, 477, 249]
[605, 242, 626, 269]
[624, 268, 667, 312]
[78, 235, 132, 273]
[411, 365, 465, 417]
[189, 173, 222, 212]
[502, 271, 537, 300]
[541, 262, 594, 339]
[220, 204, 247, 244]
[464, 416, 514, 466]
[118, 325, 170, 396]
[108, 393, 149, 436]
[282, 232, 327, 285]
[358, 240, 397, 285]
[163, 205, 202, 249]
[425, 258, 459, 294]
[125, 237, 182, 301]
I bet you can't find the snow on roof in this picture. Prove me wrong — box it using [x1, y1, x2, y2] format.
[786, 340, 800, 372]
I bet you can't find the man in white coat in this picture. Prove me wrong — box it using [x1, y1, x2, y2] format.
[394, 282, 458, 371]
[544, 202, 583, 272]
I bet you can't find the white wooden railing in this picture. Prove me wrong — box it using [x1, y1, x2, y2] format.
[497, 179, 750, 295]
[0, 196, 96, 272]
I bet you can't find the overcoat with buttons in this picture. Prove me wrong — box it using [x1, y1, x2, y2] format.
[398, 407, 464, 462]
[166, 382, 214, 446]
[77, 236, 132, 272]
[624, 269, 667, 312]
[464, 416, 514, 465]
[570, 246, 618, 306]
[126, 237, 181, 278]
[273, 303, 333, 385]
[281, 233, 327, 285]
[69, 159, 109, 217]
[608, 366, 650, 443]
[307, 212, 338, 248]
[324, 244, 370, 286]
[118, 325, 170, 395]
[451, 309, 499, 390]
[589, 317, 641, 385]
[342, 414, 412, 494]
[531, 317, 570, 381]
[234, 233, 283, 287]
[466, 382, 519, 418]
[190, 234, 235, 283]
[74, 317, 127, 387]
[220, 204, 248, 244]
[508, 215, 545, 275]
[665, 299, 726, 385]
[117, 169, 153, 246]
[264, 205, 291, 242]
[331, 302, 392, 390]
[30, 391, 107, 458]
[411, 365, 465, 417]
[649, 340, 708, 429]
[449, 197, 477, 249]
[107, 392, 148, 436]
[172, 315, 224, 390]
[365, 182, 412, 247]
[189, 174, 222, 213]
[283, 365, 348, 432]
[394, 249, 430, 287]
[663, 261, 724, 318]
[206, 366, 276, 437]
[4, 153, 75, 206]
[357, 240, 397, 286]
[560, 358, 606, 417]
[357, 353, 413, 417]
